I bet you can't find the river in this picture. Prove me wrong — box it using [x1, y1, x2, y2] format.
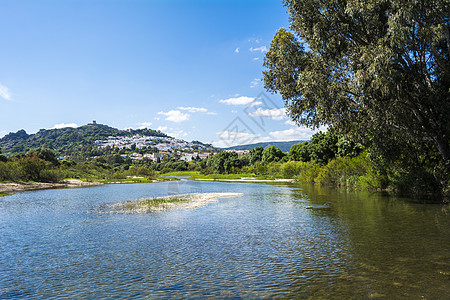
[0, 180, 449, 299]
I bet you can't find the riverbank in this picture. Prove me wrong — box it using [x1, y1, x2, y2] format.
[0, 179, 102, 193]
[194, 178, 294, 183]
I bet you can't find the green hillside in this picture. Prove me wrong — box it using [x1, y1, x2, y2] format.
[0, 122, 168, 157]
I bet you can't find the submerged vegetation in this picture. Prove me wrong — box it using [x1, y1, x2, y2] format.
[100, 193, 243, 213]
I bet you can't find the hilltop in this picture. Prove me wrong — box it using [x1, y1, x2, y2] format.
[0, 122, 213, 158]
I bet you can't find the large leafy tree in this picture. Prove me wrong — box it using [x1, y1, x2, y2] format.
[264, 0, 450, 165]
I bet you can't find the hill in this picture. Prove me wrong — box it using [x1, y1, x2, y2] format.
[0, 122, 209, 158]
[223, 140, 305, 153]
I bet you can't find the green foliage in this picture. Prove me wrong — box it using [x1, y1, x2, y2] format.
[308, 131, 338, 165]
[336, 137, 364, 158]
[206, 151, 241, 174]
[0, 123, 169, 158]
[289, 141, 310, 162]
[248, 147, 264, 165]
[262, 146, 286, 163]
[264, 0, 450, 167]
[28, 147, 59, 166]
[0, 147, 6, 162]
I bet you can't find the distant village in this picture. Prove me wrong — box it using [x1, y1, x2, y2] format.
[94, 134, 249, 162]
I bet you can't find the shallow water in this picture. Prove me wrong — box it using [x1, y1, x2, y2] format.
[0, 181, 449, 299]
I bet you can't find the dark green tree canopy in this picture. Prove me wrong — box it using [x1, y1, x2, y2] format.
[264, 0, 450, 164]
[262, 146, 286, 163]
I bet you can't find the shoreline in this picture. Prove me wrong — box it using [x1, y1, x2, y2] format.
[0, 179, 102, 193]
[193, 178, 295, 183]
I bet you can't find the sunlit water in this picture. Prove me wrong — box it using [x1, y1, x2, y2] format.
[0, 180, 449, 299]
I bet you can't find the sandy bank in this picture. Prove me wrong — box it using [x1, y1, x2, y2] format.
[0, 179, 101, 193]
[98, 192, 243, 213]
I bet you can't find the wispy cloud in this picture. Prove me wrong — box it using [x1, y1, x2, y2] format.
[234, 47, 240, 53]
[269, 126, 326, 141]
[51, 123, 78, 129]
[249, 46, 267, 53]
[158, 110, 190, 123]
[0, 84, 12, 101]
[156, 126, 168, 132]
[177, 106, 217, 115]
[137, 122, 153, 129]
[250, 78, 260, 88]
[214, 131, 263, 148]
[284, 119, 296, 126]
[167, 129, 188, 138]
[249, 107, 286, 120]
[219, 96, 261, 107]
[177, 106, 207, 113]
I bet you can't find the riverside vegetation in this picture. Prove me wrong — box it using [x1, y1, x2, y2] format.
[2, 127, 448, 200]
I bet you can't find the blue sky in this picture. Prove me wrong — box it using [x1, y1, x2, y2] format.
[0, 0, 322, 147]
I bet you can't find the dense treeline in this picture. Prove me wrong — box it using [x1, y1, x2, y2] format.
[0, 146, 190, 183]
[187, 129, 447, 196]
[1, 128, 447, 196]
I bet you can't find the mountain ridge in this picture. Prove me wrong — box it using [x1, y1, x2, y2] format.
[222, 140, 305, 153]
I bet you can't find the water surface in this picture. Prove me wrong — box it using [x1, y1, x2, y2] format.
[0, 181, 449, 298]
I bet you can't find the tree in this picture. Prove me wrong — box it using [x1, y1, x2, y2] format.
[207, 151, 241, 173]
[308, 131, 338, 165]
[262, 146, 286, 163]
[0, 147, 7, 163]
[28, 148, 59, 166]
[248, 147, 264, 165]
[263, 0, 450, 166]
[289, 142, 310, 162]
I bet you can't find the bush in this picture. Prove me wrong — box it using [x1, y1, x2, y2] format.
[39, 169, 64, 183]
[314, 153, 371, 186]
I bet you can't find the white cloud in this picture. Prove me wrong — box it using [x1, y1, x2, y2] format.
[158, 110, 190, 123]
[177, 106, 216, 115]
[137, 122, 153, 129]
[284, 119, 297, 126]
[51, 123, 78, 129]
[0, 84, 12, 101]
[269, 126, 325, 141]
[249, 107, 287, 120]
[249, 46, 267, 53]
[213, 131, 264, 148]
[234, 47, 240, 53]
[250, 78, 259, 88]
[177, 106, 209, 113]
[219, 96, 261, 106]
[156, 126, 168, 132]
[167, 129, 188, 138]
[248, 38, 262, 43]
[253, 57, 260, 61]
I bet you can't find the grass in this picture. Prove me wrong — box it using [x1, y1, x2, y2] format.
[160, 171, 201, 177]
[97, 177, 155, 184]
[116, 195, 191, 212]
[0, 192, 10, 197]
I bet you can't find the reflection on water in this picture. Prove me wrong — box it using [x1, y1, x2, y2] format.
[0, 182, 449, 299]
